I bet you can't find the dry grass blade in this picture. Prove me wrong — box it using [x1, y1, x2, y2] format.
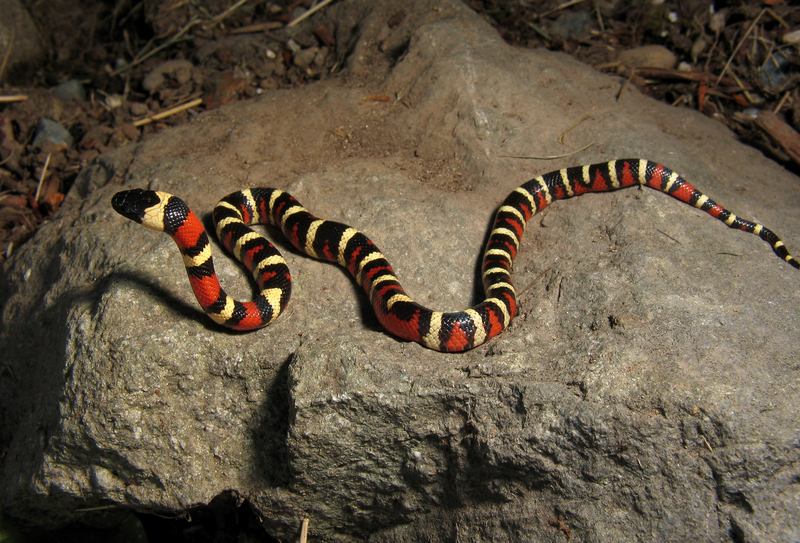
[540, 0, 587, 18]
[299, 518, 310, 543]
[231, 21, 283, 34]
[204, 0, 251, 30]
[111, 16, 200, 76]
[715, 8, 765, 86]
[558, 115, 592, 145]
[657, 229, 681, 244]
[0, 95, 28, 102]
[617, 68, 636, 101]
[498, 141, 596, 160]
[35, 153, 51, 202]
[288, 0, 337, 27]
[133, 97, 204, 127]
[773, 91, 790, 114]
[0, 29, 15, 84]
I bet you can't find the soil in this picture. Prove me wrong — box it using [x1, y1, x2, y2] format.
[1, 0, 799, 541]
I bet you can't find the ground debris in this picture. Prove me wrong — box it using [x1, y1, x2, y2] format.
[0, 0, 340, 259]
[471, 0, 800, 169]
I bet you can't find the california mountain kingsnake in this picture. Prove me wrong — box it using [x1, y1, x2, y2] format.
[112, 159, 799, 352]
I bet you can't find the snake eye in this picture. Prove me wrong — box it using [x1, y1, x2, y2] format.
[112, 189, 160, 223]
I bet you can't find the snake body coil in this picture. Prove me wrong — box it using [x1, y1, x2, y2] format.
[112, 159, 799, 352]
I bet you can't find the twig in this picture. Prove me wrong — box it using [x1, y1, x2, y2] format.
[703, 28, 720, 74]
[0, 95, 28, 102]
[773, 91, 790, 114]
[715, 8, 766, 86]
[116, 1, 144, 32]
[526, 21, 551, 41]
[111, 16, 200, 76]
[700, 435, 714, 453]
[727, 70, 754, 105]
[540, 0, 587, 18]
[498, 141, 596, 160]
[299, 518, 310, 543]
[167, 0, 192, 12]
[75, 505, 119, 512]
[35, 153, 51, 202]
[762, 45, 780, 70]
[670, 94, 688, 107]
[231, 21, 283, 34]
[595, 4, 604, 33]
[656, 229, 680, 244]
[0, 29, 15, 84]
[204, 0, 250, 29]
[133, 97, 203, 127]
[754, 110, 800, 165]
[617, 68, 636, 101]
[288, 0, 336, 27]
[765, 7, 789, 29]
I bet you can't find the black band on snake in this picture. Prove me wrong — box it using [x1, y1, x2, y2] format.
[111, 159, 799, 352]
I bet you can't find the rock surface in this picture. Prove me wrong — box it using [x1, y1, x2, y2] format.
[2, 0, 800, 541]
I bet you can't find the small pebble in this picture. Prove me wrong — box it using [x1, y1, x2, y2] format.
[286, 39, 302, 54]
[742, 108, 761, 120]
[130, 102, 149, 116]
[690, 37, 707, 63]
[708, 9, 726, 33]
[53, 79, 85, 102]
[294, 47, 319, 68]
[550, 11, 592, 40]
[33, 119, 73, 148]
[617, 45, 677, 70]
[142, 59, 194, 92]
[313, 46, 329, 67]
[104, 94, 124, 109]
[782, 29, 800, 45]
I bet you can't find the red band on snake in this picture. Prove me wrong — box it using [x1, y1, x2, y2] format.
[111, 159, 799, 352]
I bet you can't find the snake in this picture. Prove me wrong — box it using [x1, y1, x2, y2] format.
[111, 159, 799, 352]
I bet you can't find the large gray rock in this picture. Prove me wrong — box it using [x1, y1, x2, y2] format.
[2, 0, 799, 541]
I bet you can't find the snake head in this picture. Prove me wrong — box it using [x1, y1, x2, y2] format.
[111, 189, 171, 232]
[112, 189, 160, 223]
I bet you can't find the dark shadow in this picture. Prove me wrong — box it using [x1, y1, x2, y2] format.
[248, 353, 294, 487]
[107, 270, 215, 328]
[9, 493, 280, 543]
